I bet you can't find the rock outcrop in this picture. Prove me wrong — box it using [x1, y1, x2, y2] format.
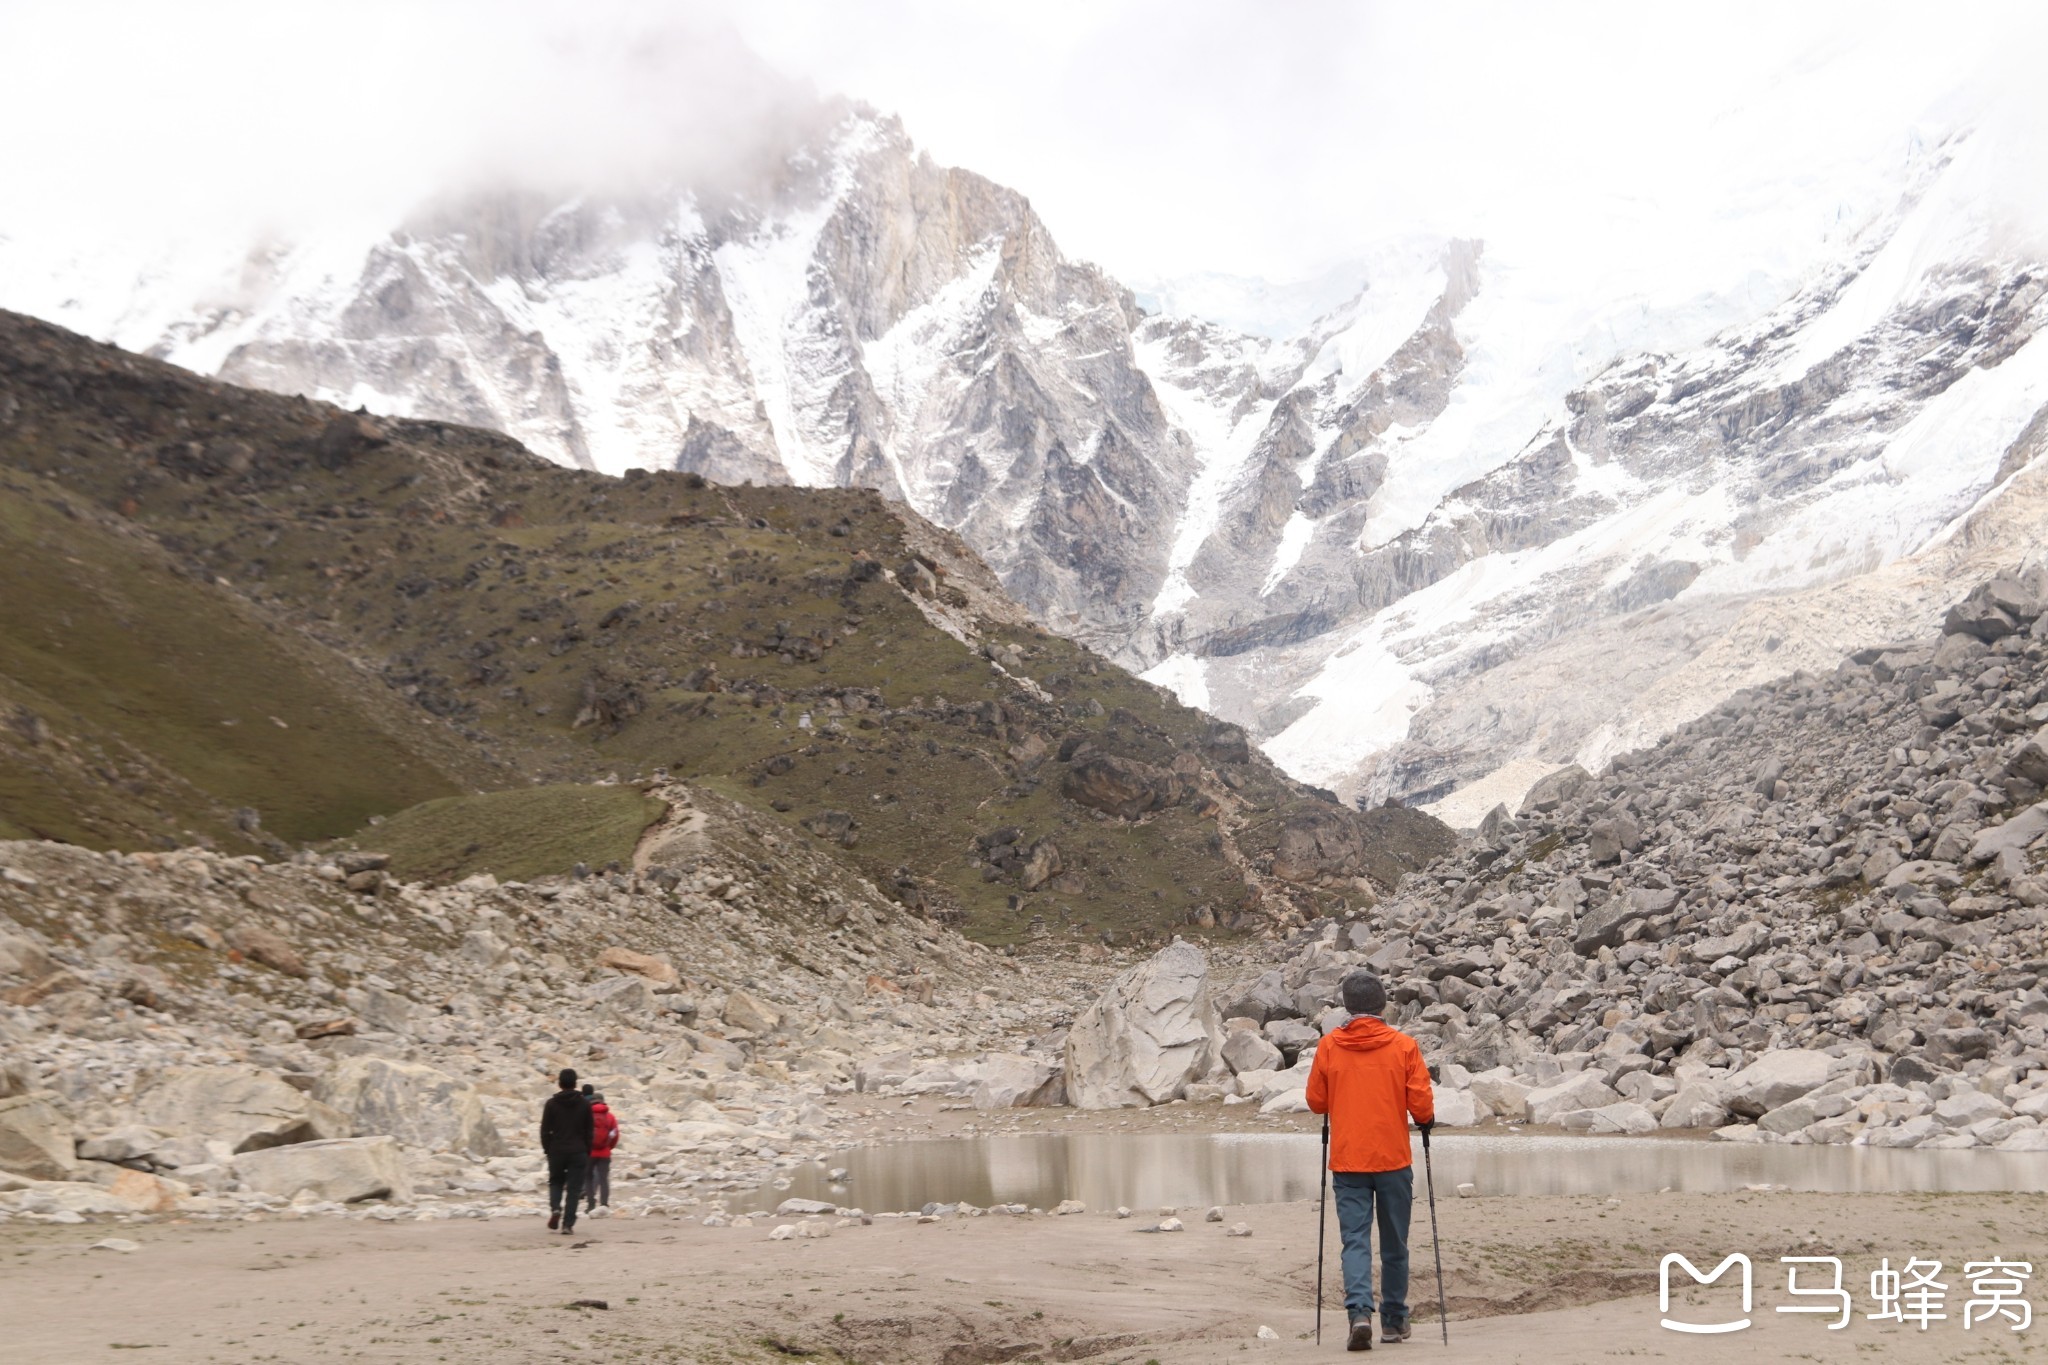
[1064, 942, 1224, 1108]
[313, 1057, 505, 1158]
[1060, 756, 1183, 821]
[135, 1066, 344, 1154]
[233, 1136, 411, 1204]
[0, 1093, 77, 1181]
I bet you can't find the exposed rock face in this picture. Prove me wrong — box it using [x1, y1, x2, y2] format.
[1519, 767, 1591, 816]
[722, 989, 785, 1036]
[135, 1066, 343, 1154]
[224, 922, 307, 978]
[1064, 942, 1224, 1108]
[0, 1094, 77, 1181]
[313, 1057, 506, 1157]
[232, 1136, 411, 1204]
[16, 108, 1191, 661]
[969, 1054, 1065, 1110]
[1060, 756, 1183, 820]
[597, 947, 679, 989]
[1270, 806, 1453, 887]
[1718, 1050, 1847, 1119]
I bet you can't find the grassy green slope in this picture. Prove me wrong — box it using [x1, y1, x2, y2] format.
[357, 783, 668, 884]
[0, 481, 470, 850]
[0, 310, 1449, 941]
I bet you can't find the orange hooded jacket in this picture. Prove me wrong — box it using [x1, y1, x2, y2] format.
[1305, 1015, 1434, 1173]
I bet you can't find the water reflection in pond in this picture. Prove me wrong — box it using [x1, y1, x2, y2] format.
[737, 1132, 2048, 1214]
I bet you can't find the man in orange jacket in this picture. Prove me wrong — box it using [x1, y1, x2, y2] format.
[1306, 971, 1435, 1351]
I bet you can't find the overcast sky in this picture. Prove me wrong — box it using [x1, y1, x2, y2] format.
[1, 1, 2039, 292]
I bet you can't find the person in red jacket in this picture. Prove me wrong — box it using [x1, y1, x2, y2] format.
[584, 1090, 619, 1212]
[1306, 972, 1435, 1351]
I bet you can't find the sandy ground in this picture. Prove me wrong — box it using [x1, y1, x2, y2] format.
[6, 1174, 2044, 1365]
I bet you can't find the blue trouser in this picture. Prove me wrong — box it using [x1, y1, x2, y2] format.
[1332, 1167, 1412, 1323]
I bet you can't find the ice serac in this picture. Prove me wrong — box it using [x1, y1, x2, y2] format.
[1063, 941, 1224, 1109]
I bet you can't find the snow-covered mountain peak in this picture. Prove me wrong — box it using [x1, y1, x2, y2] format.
[6, 109, 2046, 825]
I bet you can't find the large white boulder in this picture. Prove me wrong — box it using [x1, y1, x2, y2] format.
[722, 989, 784, 1034]
[1260, 1089, 1312, 1115]
[76, 1125, 169, 1165]
[0, 1093, 77, 1181]
[1582, 1101, 1658, 1134]
[1468, 1071, 1532, 1121]
[2, 1180, 141, 1217]
[1660, 1083, 1732, 1130]
[1433, 1088, 1482, 1127]
[1525, 1070, 1620, 1126]
[1719, 1050, 1838, 1119]
[1220, 1029, 1284, 1076]
[233, 1136, 411, 1203]
[135, 1065, 343, 1153]
[588, 975, 660, 1025]
[1064, 942, 1224, 1108]
[969, 1053, 1065, 1110]
[313, 1057, 505, 1156]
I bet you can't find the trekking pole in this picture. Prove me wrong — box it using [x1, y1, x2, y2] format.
[1315, 1115, 1329, 1345]
[1422, 1126, 1448, 1345]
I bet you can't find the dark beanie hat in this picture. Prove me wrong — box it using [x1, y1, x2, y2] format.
[558, 1067, 578, 1090]
[1341, 971, 1387, 1017]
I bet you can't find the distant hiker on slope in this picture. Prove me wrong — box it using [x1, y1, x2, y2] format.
[540, 1067, 593, 1234]
[1307, 972, 1435, 1351]
[586, 1090, 619, 1213]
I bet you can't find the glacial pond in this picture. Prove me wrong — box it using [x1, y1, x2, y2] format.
[736, 1131, 2048, 1214]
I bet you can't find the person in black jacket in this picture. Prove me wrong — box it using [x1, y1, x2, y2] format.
[540, 1068, 594, 1233]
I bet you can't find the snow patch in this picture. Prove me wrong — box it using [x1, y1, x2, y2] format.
[1261, 511, 1317, 596]
[1140, 652, 1211, 712]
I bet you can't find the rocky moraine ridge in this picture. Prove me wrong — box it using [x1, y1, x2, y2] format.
[1218, 573, 2048, 1148]
[0, 783, 1126, 1227]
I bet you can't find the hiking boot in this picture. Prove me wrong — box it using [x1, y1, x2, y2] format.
[1346, 1314, 1373, 1351]
[1381, 1318, 1410, 1344]
[547, 1211, 560, 1230]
